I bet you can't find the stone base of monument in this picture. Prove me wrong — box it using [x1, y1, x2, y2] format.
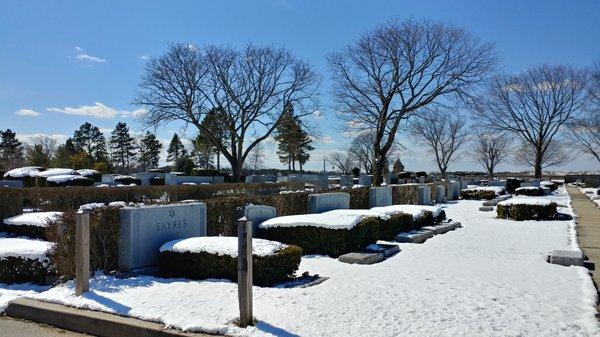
[547, 250, 585, 267]
[496, 195, 512, 201]
[422, 223, 456, 235]
[482, 200, 498, 207]
[450, 221, 462, 229]
[338, 252, 385, 265]
[365, 243, 400, 257]
[394, 229, 434, 244]
[479, 206, 494, 211]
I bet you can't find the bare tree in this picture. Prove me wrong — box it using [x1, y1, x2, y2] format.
[326, 152, 354, 175]
[347, 131, 402, 174]
[328, 19, 495, 185]
[513, 138, 569, 171]
[32, 135, 58, 161]
[475, 64, 588, 178]
[473, 131, 511, 179]
[134, 43, 320, 181]
[245, 141, 265, 173]
[566, 114, 600, 166]
[590, 62, 600, 109]
[409, 108, 469, 178]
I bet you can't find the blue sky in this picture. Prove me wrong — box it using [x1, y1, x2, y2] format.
[1, 0, 599, 172]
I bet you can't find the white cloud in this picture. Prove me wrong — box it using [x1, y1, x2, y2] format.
[138, 55, 149, 60]
[47, 102, 119, 119]
[73, 46, 106, 63]
[14, 108, 41, 117]
[47, 102, 147, 120]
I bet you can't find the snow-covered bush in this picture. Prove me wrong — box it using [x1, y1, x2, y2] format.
[496, 199, 557, 221]
[0, 237, 52, 284]
[540, 181, 558, 192]
[505, 178, 522, 194]
[77, 169, 102, 182]
[0, 187, 23, 223]
[460, 186, 504, 200]
[149, 176, 165, 185]
[397, 171, 412, 179]
[46, 175, 94, 187]
[514, 186, 545, 196]
[1, 211, 62, 239]
[113, 175, 141, 186]
[3, 166, 44, 187]
[158, 237, 302, 286]
[257, 214, 380, 257]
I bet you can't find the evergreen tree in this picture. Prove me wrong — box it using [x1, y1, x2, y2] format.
[52, 138, 78, 167]
[138, 131, 162, 171]
[166, 133, 187, 169]
[274, 102, 314, 172]
[191, 133, 214, 170]
[200, 108, 228, 170]
[0, 129, 24, 169]
[109, 122, 137, 173]
[73, 122, 107, 164]
[26, 144, 50, 167]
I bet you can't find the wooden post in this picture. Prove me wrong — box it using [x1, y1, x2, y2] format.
[75, 212, 90, 296]
[237, 217, 253, 327]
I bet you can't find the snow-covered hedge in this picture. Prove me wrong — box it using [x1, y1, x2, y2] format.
[1, 211, 62, 239]
[514, 186, 545, 197]
[0, 237, 53, 284]
[325, 209, 414, 241]
[496, 198, 557, 221]
[158, 237, 302, 286]
[540, 181, 558, 192]
[46, 175, 94, 187]
[460, 186, 505, 200]
[113, 175, 141, 186]
[77, 169, 102, 182]
[257, 213, 380, 257]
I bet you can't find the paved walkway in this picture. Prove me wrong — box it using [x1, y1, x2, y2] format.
[0, 316, 92, 337]
[567, 186, 600, 295]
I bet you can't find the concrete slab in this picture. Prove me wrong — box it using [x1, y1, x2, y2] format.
[365, 243, 401, 257]
[482, 200, 498, 207]
[422, 223, 456, 235]
[338, 252, 384, 265]
[479, 206, 494, 212]
[547, 250, 584, 267]
[5, 298, 213, 337]
[394, 230, 434, 244]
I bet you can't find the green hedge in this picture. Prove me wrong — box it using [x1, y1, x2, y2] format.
[0, 224, 46, 240]
[514, 187, 545, 196]
[114, 176, 141, 185]
[497, 202, 557, 221]
[149, 177, 165, 186]
[257, 217, 380, 257]
[0, 187, 23, 224]
[460, 189, 496, 200]
[159, 245, 302, 286]
[45, 207, 120, 278]
[378, 213, 414, 241]
[0, 256, 49, 284]
[506, 178, 522, 194]
[46, 177, 95, 187]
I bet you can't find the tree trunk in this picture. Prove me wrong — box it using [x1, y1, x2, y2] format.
[534, 148, 543, 179]
[216, 150, 220, 170]
[373, 155, 385, 186]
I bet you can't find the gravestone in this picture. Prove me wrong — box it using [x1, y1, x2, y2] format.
[395, 229, 434, 244]
[118, 202, 206, 272]
[369, 186, 392, 208]
[0, 180, 24, 188]
[338, 252, 384, 265]
[245, 175, 277, 183]
[238, 204, 276, 233]
[435, 186, 445, 203]
[447, 181, 460, 200]
[547, 250, 584, 267]
[133, 172, 164, 186]
[521, 180, 541, 188]
[479, 206, 494, 211]
[418, 176, 425, 184]
[307, 192, 350, 214]
[340, 175, 353, 187]
[165, 174, 224, 185]
[417, 185, 431, 205]
[315, 175, 329, 190]
[358, 175, 372, 187]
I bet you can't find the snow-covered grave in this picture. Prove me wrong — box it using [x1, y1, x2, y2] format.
[0, 237, 53, 263]
[259, 211, 368, 230]
[3, 212, 62, 228]
[3, 166, 43, 178]
[462, 185, 506, 195]
[0, 186, 597, 336]
[34, 168, 78, 178]
[159, 237, 288, 258]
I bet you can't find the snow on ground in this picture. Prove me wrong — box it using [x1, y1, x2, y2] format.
[3, 211, 62, 227]
[463, 186, 506, 195]
[498, 198, 555, 206]
[0, 237, 53, 262]
[372, 204, 444, 218]
[581, 188, 600, 208]
[0, 283, 50, 311]
[15, 187, 597, 336]
[160, 237, 288, 257]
